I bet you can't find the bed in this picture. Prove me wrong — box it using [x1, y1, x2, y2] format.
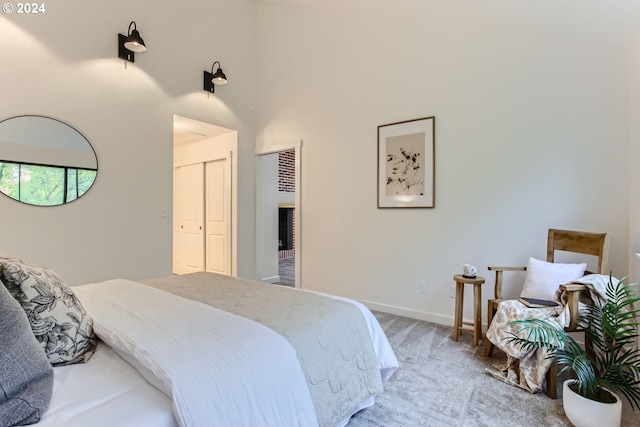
[0, 259, 398, 427]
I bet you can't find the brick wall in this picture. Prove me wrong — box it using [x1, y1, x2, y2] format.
[278, 149, 295, 192]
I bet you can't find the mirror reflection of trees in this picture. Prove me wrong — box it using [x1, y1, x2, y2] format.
[0, 161, 97, 206]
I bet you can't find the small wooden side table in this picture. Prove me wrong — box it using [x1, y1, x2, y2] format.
[452, 274, 485, 346]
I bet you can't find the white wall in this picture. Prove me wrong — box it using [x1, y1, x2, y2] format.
[1, 0, 634, 323]
[0, 0, 258, 284]
[630, 31, 640, 282]
[174, 132, 238, 167]
[256, 2, 630, 324]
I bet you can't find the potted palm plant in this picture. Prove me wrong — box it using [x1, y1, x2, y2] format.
[506, 274, 640, 427]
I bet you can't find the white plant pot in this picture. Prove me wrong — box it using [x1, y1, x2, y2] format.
[563, 380, 622, 427]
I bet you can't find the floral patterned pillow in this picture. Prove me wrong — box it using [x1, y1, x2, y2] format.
[1, 260, 97, 366]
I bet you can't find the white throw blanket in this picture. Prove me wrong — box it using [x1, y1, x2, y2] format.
[485, 274, 614, 393]
[74, 279, 319, 427]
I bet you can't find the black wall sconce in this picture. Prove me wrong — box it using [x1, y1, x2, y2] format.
[203, 61, 228, 93]
[118, 21, 147, 63]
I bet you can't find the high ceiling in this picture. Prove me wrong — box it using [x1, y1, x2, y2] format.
[257, 0, 640, 47]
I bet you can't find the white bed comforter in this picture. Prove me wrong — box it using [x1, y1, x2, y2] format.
[141, 272, 395, 427]
[74, 279, 319, 427]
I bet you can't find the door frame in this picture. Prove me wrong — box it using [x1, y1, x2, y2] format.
[255, 140, 302, 288]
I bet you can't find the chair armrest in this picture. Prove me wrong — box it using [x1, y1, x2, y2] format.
[487, 266, 526, 300]
[488, 266, 527, 272]
[559, 283, 587, 331]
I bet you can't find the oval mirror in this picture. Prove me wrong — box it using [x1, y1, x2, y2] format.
[0, 115, 97, 206]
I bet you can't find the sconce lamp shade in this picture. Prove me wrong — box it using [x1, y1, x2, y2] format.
[125, 29, 146, 52]
[203, 61, 228, 93]
[118, 21, 146, 62]
[211, 68, 228, 86]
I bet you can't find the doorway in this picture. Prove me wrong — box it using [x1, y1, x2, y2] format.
[172, 115, 238, 276]
[256, 143, 302, 287]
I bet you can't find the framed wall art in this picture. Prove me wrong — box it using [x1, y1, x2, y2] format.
[377, 116, 435, 208]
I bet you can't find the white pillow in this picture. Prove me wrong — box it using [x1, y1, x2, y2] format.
[519, 257, 587, 301]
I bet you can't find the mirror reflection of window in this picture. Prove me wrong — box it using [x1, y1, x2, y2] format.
[0, 116, 98, 207]
[0, 162, 97, 206]
[67, 168, 97, 203]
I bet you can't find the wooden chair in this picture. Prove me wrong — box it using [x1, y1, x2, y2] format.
[483, 229, 610, 398]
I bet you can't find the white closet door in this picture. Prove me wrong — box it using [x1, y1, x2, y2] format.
[205, 156, 231, 275]
[173, 163, 205, 274]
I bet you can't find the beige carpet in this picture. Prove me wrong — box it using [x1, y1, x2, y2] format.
[347, 312, 640, 427]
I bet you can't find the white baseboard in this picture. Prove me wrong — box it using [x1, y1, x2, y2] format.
[261, 276, 280, 284]
[358, 299, 453, 326]
[357, 299, 491, 332]
[359, 300, 592, 344]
